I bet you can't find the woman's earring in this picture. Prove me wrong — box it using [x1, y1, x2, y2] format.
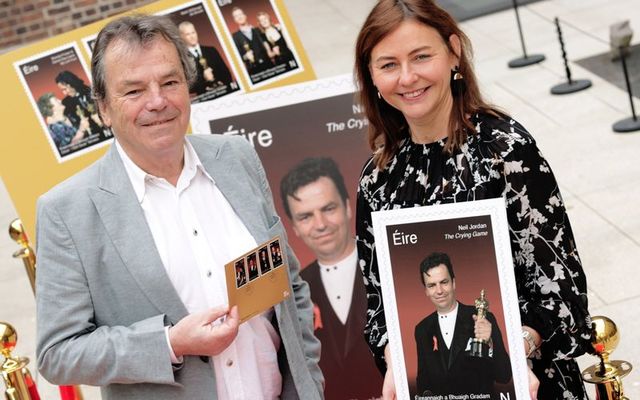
[450, 67, 466, 97]
[377, 91, 381, 99]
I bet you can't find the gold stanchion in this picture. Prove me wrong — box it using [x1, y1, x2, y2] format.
[1, 322, 39, 400]
[8, 220, 36, 295]
[8, 220, 83, 400]
[582, 316, 633, 400]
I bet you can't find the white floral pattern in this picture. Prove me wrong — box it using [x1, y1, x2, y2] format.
[356, 113, 591, 398]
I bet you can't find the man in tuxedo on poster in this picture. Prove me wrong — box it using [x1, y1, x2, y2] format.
[230, 6, 272, 76]
[281, 157, 383, 399]
[414, 252, 511, 398]
[178, 21, 233, 96]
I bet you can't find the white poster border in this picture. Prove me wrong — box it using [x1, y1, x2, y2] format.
[190, 72, 355, 133]
[372, 198, 529, 400]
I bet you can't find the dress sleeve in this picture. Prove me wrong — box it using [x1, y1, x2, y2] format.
[355, 165, 388, 373]
[502, 138, 591, 361]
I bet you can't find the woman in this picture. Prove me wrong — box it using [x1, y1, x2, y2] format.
[256, 11, 295, 68]
[353, 1, 591, 399]
[37, 92, 88, 150]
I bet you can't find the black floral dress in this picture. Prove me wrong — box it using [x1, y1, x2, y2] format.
[356, 113, 592, 399]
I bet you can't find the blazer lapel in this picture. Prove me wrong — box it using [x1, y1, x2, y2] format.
[427, 317, 448, 374]
[190, 136, 270, 244]
[88, 146, 188, 324]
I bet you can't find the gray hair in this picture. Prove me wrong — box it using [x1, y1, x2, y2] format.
[177, 20, 195, 30]
[91, 14, 196, 101]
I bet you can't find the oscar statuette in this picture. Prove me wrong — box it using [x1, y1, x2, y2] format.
[243, 42, 255, 65]
[582, 316, 633, 400]
[198, 56, 208, 71]
[7, 220, 84, 400]
[198, 57, 217, 90]
[1, 322, 40, 400]
[469, 289, 490, 358]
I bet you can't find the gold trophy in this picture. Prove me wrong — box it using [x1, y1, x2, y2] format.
[1, 321, 39, 400]
[582, 316, 633, 400]
[198, 56, 217, 89]
[469, 289, 490, 358]
[9, 219, 36, 295]
[243, 43, 255, 64]
[198, 56, 208, 71]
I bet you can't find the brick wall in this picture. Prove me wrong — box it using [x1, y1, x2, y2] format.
[0, 0, 156, 53]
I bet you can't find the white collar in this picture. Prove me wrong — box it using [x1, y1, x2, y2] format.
[116, 138, 214, 203]
[437, 301, 459, 319]
[317, 244, 357, 272]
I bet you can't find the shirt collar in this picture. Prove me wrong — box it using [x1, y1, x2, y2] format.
[437, 301, 459, 319]
[317, 243, 357, 272]
[116, 138, 214, 203]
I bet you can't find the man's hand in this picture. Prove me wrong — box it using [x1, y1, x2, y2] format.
[203, 67, 215, 82]
[472, 315, 492, 342]
[244, 50, 255, 63]
[169, 305, 239, 357]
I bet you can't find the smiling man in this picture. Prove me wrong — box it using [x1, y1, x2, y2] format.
[280, 157, 382, 399]
[35, 14, 322, 400]
[414, 252, 511, 399]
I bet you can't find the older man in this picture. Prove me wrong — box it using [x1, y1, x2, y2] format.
[177, 21, 233, 96]
[35, 15, 322, 400]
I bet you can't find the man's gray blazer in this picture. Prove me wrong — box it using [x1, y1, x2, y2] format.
[35, 134, 324, 399]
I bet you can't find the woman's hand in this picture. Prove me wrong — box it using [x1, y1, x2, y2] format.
[528, 367, 540, 399]
[382, 364, 396, 400]
[382, 344, 396, 400]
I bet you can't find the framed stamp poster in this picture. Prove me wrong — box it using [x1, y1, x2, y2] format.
[212, 0, 303, 89]
[14, 43, 112, 162]
[159, 0, 243, 103]
[372, 198, 529, 400]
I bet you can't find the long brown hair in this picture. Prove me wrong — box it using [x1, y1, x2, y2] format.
[355, 0, 499, 169]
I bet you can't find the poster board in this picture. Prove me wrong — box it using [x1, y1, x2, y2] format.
[0, 0, 314, 237]
[372, 198, 529, 400]
[193, 74, 385, 398]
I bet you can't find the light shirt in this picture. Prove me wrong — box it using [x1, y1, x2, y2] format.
[437, 302, 459, 349]
[240, 25, 253, 39]
[189, 45, 203, 59]
[116, 140, 282, 400]
[318, 244, 357, 325]
[263, 26, 282, 44]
